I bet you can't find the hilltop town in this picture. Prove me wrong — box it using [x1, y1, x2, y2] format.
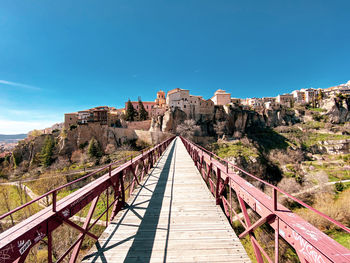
[63, 80, 350, 130]
[1, 80, 349, 162]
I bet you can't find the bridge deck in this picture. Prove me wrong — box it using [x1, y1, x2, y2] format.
[83, 138, 250, 263]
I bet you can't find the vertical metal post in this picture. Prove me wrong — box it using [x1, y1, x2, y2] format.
[48, 232, 53, 263]
[275, 217, 279, 263]
[52, 191, 57, 212]
[109, 165, 111, 177]
[216, 169, 221, 205]
[273, 188, 277, 211]
[273, 187, 279, 262]
[120, 171, 125, 205]
[229, 177, 232, 223]
[106, 188, 109, 227]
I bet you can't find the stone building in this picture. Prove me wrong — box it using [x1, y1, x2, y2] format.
[64, 113, 78, 129]
[155, 90, 166, 107]
[276, 94, 294, 106]
[125, 90, 167, 117]
[77, 110, 91, 124]
[291, 90, 305, 102]
[246, 98, 263, 107]
[166, 88, 214, 116]
[300, 89, 317, 103]
[326, 81, 350, 96]
[65, 106, 121, 128]
[91, 106, 109, 124]
[211, 89, 231, 105]
[262, 97, 276, 103]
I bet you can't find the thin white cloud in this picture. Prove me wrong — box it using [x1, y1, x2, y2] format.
[0, 79, 40, 91]
[0, 119, 57, 134]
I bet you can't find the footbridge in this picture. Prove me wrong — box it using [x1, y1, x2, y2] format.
[0, 136, 349, 263]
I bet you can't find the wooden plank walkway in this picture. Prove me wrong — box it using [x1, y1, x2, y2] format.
[83, 137, 251, 263]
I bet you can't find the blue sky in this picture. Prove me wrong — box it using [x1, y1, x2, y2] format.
[0, 0, 349, 134]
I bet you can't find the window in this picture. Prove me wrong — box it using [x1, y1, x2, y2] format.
[184, 105, 186, 108]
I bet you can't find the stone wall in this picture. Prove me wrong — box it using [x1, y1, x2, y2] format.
[60, 123, 173, 156]
[127, 120, 151, 131]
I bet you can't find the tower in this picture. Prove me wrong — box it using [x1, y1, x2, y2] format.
[155, 90, 166, 106]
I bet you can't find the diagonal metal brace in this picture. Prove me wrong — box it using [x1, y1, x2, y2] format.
[62, 218, 99, 240]
[239, 213, 276, 239]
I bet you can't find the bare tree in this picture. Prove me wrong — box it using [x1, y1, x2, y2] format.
[176, 120, 201, 140]
[214, 121, 228, 139]
[32, 174, 67, 207]
[105, 144, 116, 155]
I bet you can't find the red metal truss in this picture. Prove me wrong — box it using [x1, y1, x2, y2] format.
[0, 136, 174, 263]
[180, 136, 350, 263]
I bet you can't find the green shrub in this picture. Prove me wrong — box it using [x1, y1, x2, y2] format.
[335, 182, 345, 192]
[40, 136, 55, 167]
[88, 138, 102, 158]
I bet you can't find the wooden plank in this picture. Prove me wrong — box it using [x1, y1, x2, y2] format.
[82, 138, 251, 263]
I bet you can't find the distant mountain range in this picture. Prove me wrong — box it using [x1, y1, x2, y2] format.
[0, 134, 27, 142]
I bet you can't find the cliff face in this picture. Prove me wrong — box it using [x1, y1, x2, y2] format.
[9, 124, 172, 169]
[151, 105, 299, 138]
[12, 133, 57, 167]
[321, 97, 350, 124]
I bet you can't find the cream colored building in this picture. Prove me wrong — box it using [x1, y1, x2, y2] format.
[291, 90, 305, 102]
[166, 88, 214, 116]
[155, 90, 166, 107]
[211, 89, 231, 105]
[246, 98, 263, 107]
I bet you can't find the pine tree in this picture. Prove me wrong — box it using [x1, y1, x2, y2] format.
[40, 136, 54, 167]
[88, 138, 102, 158]
[126, 99, 136, 121]
[138, 97, 148, 121]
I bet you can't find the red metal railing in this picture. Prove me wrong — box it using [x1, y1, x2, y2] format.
[180, 136, 350, 263]
[0, 136, 175, 263]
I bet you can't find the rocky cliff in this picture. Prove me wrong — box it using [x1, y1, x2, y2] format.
[321, 96, 350, 123]
[150, 105, 299, 138]
[8, 124, 172, 171]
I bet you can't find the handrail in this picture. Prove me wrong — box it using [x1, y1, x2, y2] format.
[0, 135, 175, 263]
[183, 137, 350, 234]
[0, 146, 151, 221]
[180, 136, 350, 263]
